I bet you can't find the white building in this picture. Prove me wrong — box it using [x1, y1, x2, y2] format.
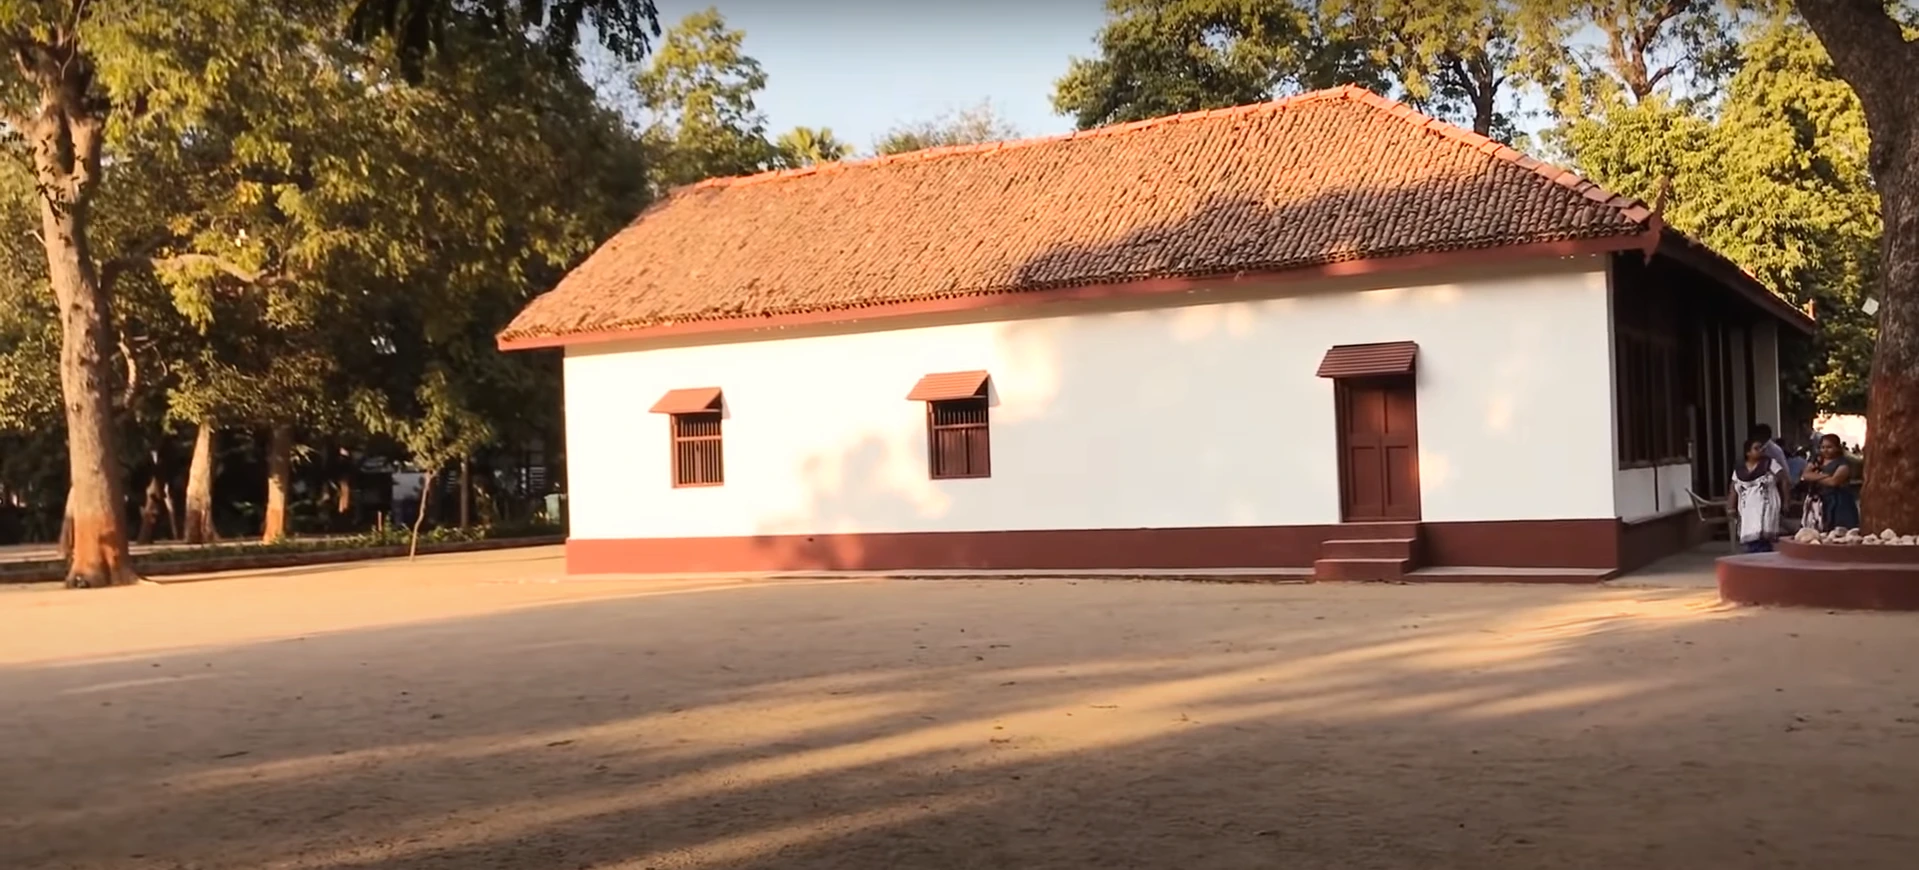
[501, 86, 1814, 580]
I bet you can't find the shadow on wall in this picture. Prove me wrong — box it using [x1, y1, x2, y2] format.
[728, 186, 1593, 571]
[4, 577, 1886, 870]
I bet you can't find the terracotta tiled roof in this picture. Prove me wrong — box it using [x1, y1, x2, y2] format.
[501, 86, 1658, 346]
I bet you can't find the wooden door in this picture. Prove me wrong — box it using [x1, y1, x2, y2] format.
[1337, 376, 1421, 521]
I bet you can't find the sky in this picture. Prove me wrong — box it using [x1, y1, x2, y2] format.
[638, 1, 1110, 149]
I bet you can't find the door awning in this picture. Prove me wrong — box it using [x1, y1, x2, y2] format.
[1316, 342, 1418, 378]
[905, 370, 990, 401]
[649, 387, 724, 414]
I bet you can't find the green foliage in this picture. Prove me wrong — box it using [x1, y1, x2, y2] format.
[774, 126, 854, 168]
[347, 0, 661, 78]
[873, 102, 1022, 155]
[1516, 0, 1742, 116]
[0, 234, 56, 434]
[1053, 0, 1382, 129]
[635, 8, 777, 189]
[1559, 18, 1878, 412]
[0, 2, 650, 543]
[0, 275, 64, 531]
[1325, 0, 1524, 137]
[353, 367, 495, 479]
[1054, 0, 1523, 136]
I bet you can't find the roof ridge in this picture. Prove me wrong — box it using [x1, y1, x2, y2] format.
[688, 87, 1358, 192]
[683, 85, 1652, 226]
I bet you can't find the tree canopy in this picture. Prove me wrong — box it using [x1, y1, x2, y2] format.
[348, 0, 661, 78]
[0, 0, 655, 561]
[635, 8, 775, 189]
[873, 102, 1022, 155]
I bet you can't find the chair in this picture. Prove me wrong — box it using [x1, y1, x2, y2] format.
[1688, 489, 1739, 553]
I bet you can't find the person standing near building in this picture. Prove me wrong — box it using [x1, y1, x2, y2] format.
[1751, 423, 1789, 471]
[1801, 433, 1860, 532]
[1729, 438, 1789, 552]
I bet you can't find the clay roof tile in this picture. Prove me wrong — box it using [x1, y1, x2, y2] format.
[501, 87, 1658, 345]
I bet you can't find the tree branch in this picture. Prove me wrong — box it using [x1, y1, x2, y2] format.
[1645, 62, 1676, 92]
[117, 330, 139, 410]
[101, 250, 290, 291]
[154, 253, 290, 287]
[97, 235, 173, 292]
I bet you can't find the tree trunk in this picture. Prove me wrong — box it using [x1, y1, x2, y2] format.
[57, 489, 74, 559]
[1859, 159, 1919, 534]
[458, 457, 471, 529]
[1799, 1, 1919, 535]
[262, 424, 294, 543]
[162, 479, 179, 541]
[31, 103, 137, 588]
[183, 422, 217, 544]
[335, 450, 354, 516]
[137, 458, 165, 546]
[410, 467, 435, 560]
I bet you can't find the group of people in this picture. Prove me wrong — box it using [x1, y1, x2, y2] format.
[1728, 423, 1860, 553]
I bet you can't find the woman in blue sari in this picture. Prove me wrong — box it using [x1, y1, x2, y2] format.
[1801, 433, 1860, 531]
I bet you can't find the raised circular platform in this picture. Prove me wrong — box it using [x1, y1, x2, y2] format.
[1718, 541, 1919, 611]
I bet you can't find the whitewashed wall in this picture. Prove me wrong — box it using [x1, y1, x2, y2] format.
[1614, 462, 1694, 522]
[562, 261, 1617, 541]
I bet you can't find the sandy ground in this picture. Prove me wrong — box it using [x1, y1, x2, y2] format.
[3, 548, 1918, 870]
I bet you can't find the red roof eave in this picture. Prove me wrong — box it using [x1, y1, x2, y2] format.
[1654, 231, 1817, 335]
[497, 234, 1643, 352]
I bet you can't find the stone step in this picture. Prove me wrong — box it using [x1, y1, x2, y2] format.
[1338, 521, 1421, 538]
[1313, 557, 1411, 582]
[1319, 537, 1419, 560]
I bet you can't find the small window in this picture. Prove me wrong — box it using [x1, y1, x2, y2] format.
[650, 387, 724, 487]
[928, 397, 990, 479]
[670, 411, 724, 487]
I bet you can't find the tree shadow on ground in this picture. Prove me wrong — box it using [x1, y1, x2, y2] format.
[3, 571, 1916, 870]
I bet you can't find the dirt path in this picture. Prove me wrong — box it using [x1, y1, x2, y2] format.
[3, 549, 1917, 869]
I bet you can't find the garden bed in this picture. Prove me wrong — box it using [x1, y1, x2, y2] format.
[0, 529, 563, 584]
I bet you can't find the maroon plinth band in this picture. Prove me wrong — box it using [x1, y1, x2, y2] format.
[566, 512, 1697, 578]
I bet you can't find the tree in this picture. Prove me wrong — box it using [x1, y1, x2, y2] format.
[0, 239, 65, 544]
[635, 8, 776, 189]
[0, 3, 300, 586]
[774, 126, 853, 167]
[355, 367, 493, 557]
[1558, 19, 1878, 421]
[347, 0, 661, 79]
[1518, 0, 1742, 115]
[1053, 0, 1384, 130]
[1796, 1, 1919, 534]
[1327, 0, 1524, 137]
[874, 102, 1022, 155]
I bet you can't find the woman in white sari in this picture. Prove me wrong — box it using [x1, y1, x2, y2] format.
[1727, 437, 1789, 552]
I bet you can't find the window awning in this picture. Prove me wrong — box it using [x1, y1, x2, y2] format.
[1316, 342, 1418, 378]
[906, 370, 990, 401]
[649, 387, 723, 414]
